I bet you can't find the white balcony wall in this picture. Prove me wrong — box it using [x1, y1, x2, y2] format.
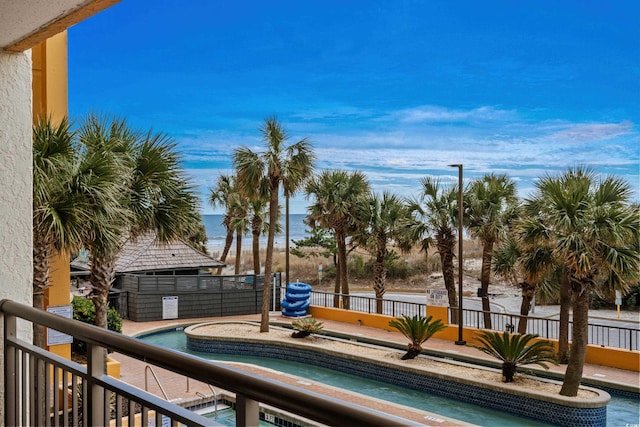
[0, 49, 34, 425]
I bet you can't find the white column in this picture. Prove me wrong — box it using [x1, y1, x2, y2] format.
[0, 48, 34, 425]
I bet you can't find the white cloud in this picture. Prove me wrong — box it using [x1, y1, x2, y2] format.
[547, 121, 635, 143]
[180, 104, 640, 214]
[390, 105, 517, 124]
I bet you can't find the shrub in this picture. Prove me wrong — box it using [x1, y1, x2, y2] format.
[473, 331, 557, 382]
[71, 296, 122, 355]
[291, 317, 324, 338]
[348, 255, 369, 279]
[388, 315, 446, 360]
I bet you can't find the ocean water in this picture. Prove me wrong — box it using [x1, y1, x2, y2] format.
[203, 214, 310, 253]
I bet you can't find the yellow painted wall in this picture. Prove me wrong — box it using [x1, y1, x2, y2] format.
[32, 31, 71, 360]
[32, 31, 68, 122]
[308, 305, 640, 372]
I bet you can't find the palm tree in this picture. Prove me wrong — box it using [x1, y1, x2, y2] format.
[229, 198, 250, 274]
[492, 219, 555, 334]
[353, 191, 408, 313]
[283, 162, 314, 286]
[406, 177, 459, 313]
[466, 173, 518, 329]
[209, 174, 239, 274]
[306, 170, 370, 309]
[79, 114, 201, 330]
[525, 167, 639, 396]
[184, 216, 209, 254]
[32, 116, 87, 347]
[473, 331, 557, 382]
[388, 315, 446, 360]
[234, 116, 314, 332]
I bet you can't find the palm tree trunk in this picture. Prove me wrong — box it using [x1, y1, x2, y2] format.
[216, 228, 234, 275]
[373, 254, 386, 314]
[439, 235, 458, 323]
[89, 254, 117, 369]
[333, 260, 341, 308]
[480, 240, 494, 329]
[252, 218, 261, 274]
[517, 281, 535, 333]
[336, 229, 349, 310]
[558, 269, 572, 363]
[261, 184, 279, 332]
[560, 280, 590, 396]
[234, 229, 242, 274]
[32, 236, 51, 348]
[89, 255, 117, 329]
[285, 195, 290, 287]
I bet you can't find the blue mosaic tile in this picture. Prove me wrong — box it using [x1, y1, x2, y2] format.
[186, 338, 609, 427]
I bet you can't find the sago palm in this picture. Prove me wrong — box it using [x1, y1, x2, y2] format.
[233, 116, 314, 332]
[473, 331, 557, 382]
[305, 170, 370, 309]
[389, 315, 446, 360]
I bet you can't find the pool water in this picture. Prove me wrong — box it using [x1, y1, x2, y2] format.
[140, 329, 640, 427]
[203, 408, 274, 426]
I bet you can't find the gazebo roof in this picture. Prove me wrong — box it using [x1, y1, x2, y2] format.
[72, 233, 224, 274]
[115, 233, 224, 273]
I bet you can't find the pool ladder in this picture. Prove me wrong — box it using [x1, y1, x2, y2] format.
[195, 385, 218, 418]
[144, 365, 169, 400]
[144, 365, 218, 418]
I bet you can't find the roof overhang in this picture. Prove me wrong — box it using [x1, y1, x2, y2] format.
[0, 0, 120, 52]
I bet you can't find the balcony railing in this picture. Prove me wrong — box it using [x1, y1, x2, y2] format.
[309, 290, 639, 351]
[1, 299, 418, 427]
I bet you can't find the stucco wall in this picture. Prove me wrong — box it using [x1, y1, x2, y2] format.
[0, 49, 34, 425]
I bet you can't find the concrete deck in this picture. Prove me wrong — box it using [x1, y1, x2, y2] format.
[114, 312, 639, 426]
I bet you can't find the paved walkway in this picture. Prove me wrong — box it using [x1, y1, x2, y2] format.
[115, 311, 639, 426]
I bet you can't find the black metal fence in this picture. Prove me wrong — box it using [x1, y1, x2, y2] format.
[309, 290, 640, 351]
[309, 290, 425, 318]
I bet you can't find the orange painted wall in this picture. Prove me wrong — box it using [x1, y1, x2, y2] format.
[308, 305, 640, 372]
[32, 31, 71, 360]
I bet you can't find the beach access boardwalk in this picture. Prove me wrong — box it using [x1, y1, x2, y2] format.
[115, 309, 639, 426]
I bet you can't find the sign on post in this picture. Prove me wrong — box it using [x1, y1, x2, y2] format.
[46, 305, 73, 346]
[426, 289, 448, 307]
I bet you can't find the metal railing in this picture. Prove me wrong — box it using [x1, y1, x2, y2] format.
[1, 298, 419, 427]
[309, 290, 639, 351]
[309, 290, 425, 318]
[460, 307, 639, 351]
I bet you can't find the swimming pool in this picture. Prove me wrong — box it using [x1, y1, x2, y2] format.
[140, 328, 639, 427]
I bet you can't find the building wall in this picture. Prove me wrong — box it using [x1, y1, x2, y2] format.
[125, 289, 275, 322]
[32, 31, 68, 121]
[0, 49, 35, 423]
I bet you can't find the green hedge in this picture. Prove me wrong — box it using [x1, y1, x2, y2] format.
[71, 296, 122, 355]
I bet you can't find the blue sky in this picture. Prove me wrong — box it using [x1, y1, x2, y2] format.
[68, 0, 639, 214]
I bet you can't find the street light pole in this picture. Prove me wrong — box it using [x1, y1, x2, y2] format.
[449, 164, 466, 345]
